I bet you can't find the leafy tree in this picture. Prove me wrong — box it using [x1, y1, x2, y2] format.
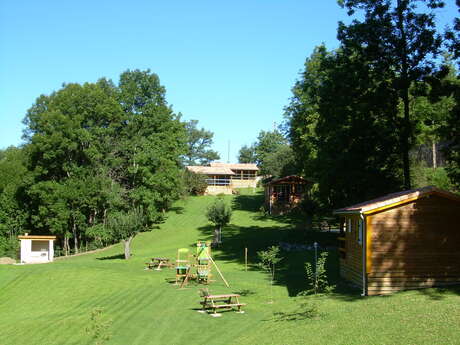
[19, 69, 187, 253]
[238, 144, 257, 163]
[441, 2, 460, 189]
[116, 69, 187, 221]
[241, 130, 294, 176]
[286, 45, 404, 209]
[285, 45, 328, 179]
[254, 130, 287, 174]
[107, 207, 145, 260]
[183, 120, 220, 166]
[0, 147, 29, 246]
[262, 145, 298, 179]
[206, 197, 232, 245]
[337, 0, 445, 189]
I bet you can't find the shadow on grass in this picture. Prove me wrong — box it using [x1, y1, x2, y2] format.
[195, 201, 359, 299]
[169, 206, 185, 215]
[196, 192, 460, 300]
[96, 254, 125, 260]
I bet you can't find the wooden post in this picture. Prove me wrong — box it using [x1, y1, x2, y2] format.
[208, 256, 230, 288]
[245, 247, 248, 271]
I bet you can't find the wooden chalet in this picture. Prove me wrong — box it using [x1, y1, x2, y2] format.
[334, 186, 460, 295]
[186, 163, 259, 195]
[264, 176, 312, 215]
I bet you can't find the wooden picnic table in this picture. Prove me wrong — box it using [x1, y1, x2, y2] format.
[200, 293, 246, 315]
[145, 257, 171, 270]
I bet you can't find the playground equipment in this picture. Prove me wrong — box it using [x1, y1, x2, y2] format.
[175, 248, 191, 285]
[196, 241, 212, 284]
[174, 241, 230, 288]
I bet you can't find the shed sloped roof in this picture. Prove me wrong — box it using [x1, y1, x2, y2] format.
[186, 166, 235, 175]
[210, 162, 259, 171]
[334, 186, 460, 215]
[266, 175, 313, 186]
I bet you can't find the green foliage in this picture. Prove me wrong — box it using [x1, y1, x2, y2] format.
[183, 120, 220, 165]
[86, 307, 112, 345]
[206, 197, 232, 228]
[206, 197, 232, 244]
[286, 45, 404, 210]
[239, 130, 297, 177]
[0, 236, 19, 258]
[107, 207, 146, 242]
[11, 69, 187, 253]
[238, 144, 257, 163]
[412, 164, 456, 191]
[182, 169, 208, 196]
[0, 147, 29, 244]
[337, 0, 445, 190]
[303, 251, 334, 295]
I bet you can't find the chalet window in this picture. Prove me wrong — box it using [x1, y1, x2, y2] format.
[358, 219, 363, 245]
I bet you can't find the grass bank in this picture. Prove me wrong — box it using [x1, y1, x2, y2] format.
[1, 190, 459, 345]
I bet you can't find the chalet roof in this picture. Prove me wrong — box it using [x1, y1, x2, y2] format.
[210, 162, 259, 171]
[18, 235, 57, 240]
[266, 175, 313, 186]
[186, 165, 235, 175]
[333, 186, 460, 215]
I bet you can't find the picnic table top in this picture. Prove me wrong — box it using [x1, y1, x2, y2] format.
[152, 257, 170, 261]
[203, 293, 240, 299]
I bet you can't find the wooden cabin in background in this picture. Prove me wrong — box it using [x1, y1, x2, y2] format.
[334, 186, 460, 296]
[264, 176, 312, 215]
[186, 163, 259, 195]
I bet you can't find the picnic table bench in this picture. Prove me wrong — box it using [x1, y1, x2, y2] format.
[145, 257, 171, 270]
[200, 293, 246, 316]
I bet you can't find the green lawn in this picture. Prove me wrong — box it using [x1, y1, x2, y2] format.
[1, 190, 459, 345]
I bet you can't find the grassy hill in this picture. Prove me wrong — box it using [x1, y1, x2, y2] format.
[1, 190, 459, 345]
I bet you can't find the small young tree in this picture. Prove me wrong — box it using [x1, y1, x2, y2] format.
[107, 207, 145, 259]
[206, 197, 232, 244]
[304, 251, 334, 295]
[257, 245, 282, 303]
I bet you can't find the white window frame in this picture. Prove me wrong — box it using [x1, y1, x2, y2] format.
[358, 219, 363, 245]
[347, 218, 352, 233]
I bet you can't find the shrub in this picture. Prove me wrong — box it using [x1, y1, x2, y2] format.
[206, 197, 232, 244]
[183, 170, 208, 195]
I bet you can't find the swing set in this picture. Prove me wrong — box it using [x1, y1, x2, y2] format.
[175, 241, 229, 288]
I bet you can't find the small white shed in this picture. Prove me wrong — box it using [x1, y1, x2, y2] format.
[18, 234, 56, 264]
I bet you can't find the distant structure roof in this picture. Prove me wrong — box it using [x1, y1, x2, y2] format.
[334, 186, 460, 215]
[186, 165, 235, 175]
[210, 162, 259, 171]
[266, 175, 313, 186]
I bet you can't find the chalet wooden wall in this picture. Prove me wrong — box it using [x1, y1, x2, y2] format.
[340, 215, 363, 288]
[367, 195, 460, 295]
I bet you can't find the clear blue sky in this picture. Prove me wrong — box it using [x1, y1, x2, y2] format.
[0, 1, 457, 162]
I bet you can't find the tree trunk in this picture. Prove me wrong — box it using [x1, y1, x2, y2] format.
[213, 228, 219, 245]
[122, 236, 134, 260]
[64, 235, 69, 256]
[72, 219, 79, 254]
[432, 140, 437, 169]
[213, 227, 222, 245]
[397, 0, 412, 190]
